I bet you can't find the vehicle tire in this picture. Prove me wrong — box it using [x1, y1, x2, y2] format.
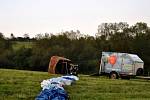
[136, 68, 143, 76]
[110, 72, 118, 79]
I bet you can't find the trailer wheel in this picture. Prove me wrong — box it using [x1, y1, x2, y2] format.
[136, 68, 143, 76]
[110, 72, 118, 79]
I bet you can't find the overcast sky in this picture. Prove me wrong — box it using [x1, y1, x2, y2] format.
[0, 0, 150, 37]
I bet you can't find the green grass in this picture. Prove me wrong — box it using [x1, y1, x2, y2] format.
[1, 69, 150, 100]
[12, 41, 34, 50]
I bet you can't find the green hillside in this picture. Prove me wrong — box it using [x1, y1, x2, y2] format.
[1, 69, 150, 100]
[12, 41, 34, 50]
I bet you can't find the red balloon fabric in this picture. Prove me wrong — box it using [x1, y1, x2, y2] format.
[108, 55, 117, 65]
[50, 56, 57, 67]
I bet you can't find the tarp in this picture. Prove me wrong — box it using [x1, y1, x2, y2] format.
[48, 56, 71, 74]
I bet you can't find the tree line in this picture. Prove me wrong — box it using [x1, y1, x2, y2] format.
[0, 22, 150, 74]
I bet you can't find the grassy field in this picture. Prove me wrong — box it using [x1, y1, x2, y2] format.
[12, 41, 34, 50]
[1, 69, 150, 100]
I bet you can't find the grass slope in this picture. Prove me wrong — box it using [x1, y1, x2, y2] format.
[1, 69, 150, 100]
[12, 41, 34, 50]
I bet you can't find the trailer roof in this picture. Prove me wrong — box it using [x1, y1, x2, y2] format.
[102, 52, 143, 63]
[128, 54, 143, 63]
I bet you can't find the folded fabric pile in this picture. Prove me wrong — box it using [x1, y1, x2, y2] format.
[36, 75, 79, 100]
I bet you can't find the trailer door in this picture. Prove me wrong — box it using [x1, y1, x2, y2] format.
[122, 57, 133, 74]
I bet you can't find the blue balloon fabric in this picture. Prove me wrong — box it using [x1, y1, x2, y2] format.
[36, 87, 68, 100]
[36, 75, 79, 100]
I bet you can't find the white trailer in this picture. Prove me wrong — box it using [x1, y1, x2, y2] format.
[99, 52, 144, 79]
